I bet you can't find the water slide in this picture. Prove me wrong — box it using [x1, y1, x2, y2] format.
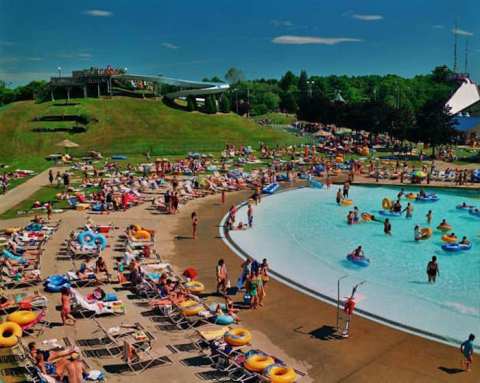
[111, 74, 229, 99]
[445, 78, 480, 115]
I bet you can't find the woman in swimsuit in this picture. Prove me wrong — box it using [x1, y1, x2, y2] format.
[426, 256, 439, 283]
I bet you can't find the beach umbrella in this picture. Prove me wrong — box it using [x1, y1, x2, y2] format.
[56, 139, 79, 154]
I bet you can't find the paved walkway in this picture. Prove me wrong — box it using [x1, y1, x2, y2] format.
[0, 166, 65, 215]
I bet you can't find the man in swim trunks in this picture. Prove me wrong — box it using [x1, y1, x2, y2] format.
[460, 236, 470, 245]
[460, 333, 475, 372]
[426, 210, 432, 224]
[336, 189, 342, 205]
[426, 256, 439, 283]
[414, 225, 421, 241]
[403, 202, 413, 218]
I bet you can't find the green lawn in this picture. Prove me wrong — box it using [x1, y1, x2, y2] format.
[0, 98, 305, 166]
[0, 185, 69, 220]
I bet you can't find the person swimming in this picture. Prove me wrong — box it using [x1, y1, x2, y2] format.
[426, 210, 432, 224]
[352, 246, 364, 258]
[384, 219, 392, 235]
[403, 202, 413, 218]
[397, 188, 405, 199]
[459, 236, 470, 245]
[414, 225, 421, 241]
[392, 200, 402, 213]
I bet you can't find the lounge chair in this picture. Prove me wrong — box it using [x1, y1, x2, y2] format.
[70, 288, 125, 319]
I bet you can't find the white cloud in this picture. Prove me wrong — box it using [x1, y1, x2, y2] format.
[452, 28, 473, 36]
[272, 35, 363, 45]
[352, 14, 383, 21]
[271, 19, 293, 27]
[162, 42, 179, 49]
[84, 10, 112, 17]
[432, 25, 445, 29]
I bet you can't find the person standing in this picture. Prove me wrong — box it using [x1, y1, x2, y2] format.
[48, 169, 54, 185]
[384, 218, 392, 235]
[60, 287, 75, 326]
[460, 334, 475, 372]
[216, 259, 228, 295]
[247, 202, 253, 228]
[221, 189, 226, 204]
[426, 210, 432, 225]
[191, 212, 199, 239]
[426, 256, 439, 283]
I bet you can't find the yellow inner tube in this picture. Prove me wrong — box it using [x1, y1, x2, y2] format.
[0, 322, 23, 348]
[266, 365, 297, 383]
[244, 354, 275, 372]
[441, 235, 457, 244]
[182, 304, 204, 316]
[382, 198, 392, 210]
[5, 227, 21, 234]
[178, 299, 198, 308]
[437, 225, 452, 232]
[335, 157, 344, 163]
[7, 310, 37, 326]
[406, 193, 416, 200]
[186, 281, 205, 293]
[132, 224, 142, 232]
[420, 228, 432, 239]
[225, 328, 252, 347]
[134, 230, 151, 240]
[341, 199, 353, 206]
[361, 213, 372, 221]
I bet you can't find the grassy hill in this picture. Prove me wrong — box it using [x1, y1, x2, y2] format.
[0, 97, 304, 170]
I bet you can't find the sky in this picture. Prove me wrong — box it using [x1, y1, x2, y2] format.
[1, 0, 479, 86]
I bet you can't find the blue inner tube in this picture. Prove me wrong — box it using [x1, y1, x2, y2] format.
[44, 274, 71, 292]
[215, 314, 234, 325]
[25, 223, 43, 232]
[469, 209, 480, 217]
[77, 231, 107, 250]
[456, 204, 474, 210]
[347, 254, 370, 267]
[262, 183, 279, 194]
[416, 194, 439, 202]
[378, 210, 402, 217]
[309, 179, 323, 189]
[441, 243, 472, 252]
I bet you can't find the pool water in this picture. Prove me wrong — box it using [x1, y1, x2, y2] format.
[228, 186, 480, 344]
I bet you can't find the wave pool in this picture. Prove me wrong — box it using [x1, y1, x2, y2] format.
[226, 186, 480, 345]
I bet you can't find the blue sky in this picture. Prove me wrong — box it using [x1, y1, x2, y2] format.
[1, 0, 479, 86]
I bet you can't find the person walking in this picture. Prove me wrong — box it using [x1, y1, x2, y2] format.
[426, 256, 439, 283]
[191, 212, 199, 239]
[48, 169, 54, 185]
[460, 334, 475, 372]
[216, 259, 228, 295]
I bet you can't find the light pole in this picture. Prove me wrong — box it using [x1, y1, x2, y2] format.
[57, 66, 62, 79]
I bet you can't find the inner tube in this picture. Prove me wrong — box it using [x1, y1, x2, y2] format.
[347, 253, 370, 267]
[134, 230, 151, 241]
[442, 243, 472, 252]
[469, 208, 480, 217]
[441, 235, 457, 243]
[215, 314, 234, 325]
[185, 281, 205, 293]
[182, 304, 204, 317]
[262, 183, 280, 194]
[224, 328, 252, 346]
[361, 213, 372, 221]
[378, 210, 401, 217]
[77, 231, 96, 246]
[419, 228, 432, 240]
[178, 300, 198, 308]
[405, 193, 416, 200]
[111, 155, 127, 160]
[0, 322, 23, 348]
[244, 353, 275, 372]
[265, 364, 297, 383]
[309, 179, 323, 189]
[436, 224, 452, 232]
[382, 198, 392, 210]
[416, 194, 439, 202]
[341, 199, 353, 206]
[7, 311, 37, 326]
[456, 204, 474, 210]
[44, 274, 71, 293]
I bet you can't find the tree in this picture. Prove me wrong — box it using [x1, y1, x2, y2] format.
[219, 94, 231, 113]
[186, 95, 197, 111]
[280, 91, 297, 113]
[279, 71, 297, 91]
[415, 99, 458, 156]
[224, 67, 245, 84]
[204, 95, 217, 114]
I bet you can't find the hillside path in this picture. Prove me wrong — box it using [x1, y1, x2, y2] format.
[0, 166, 65, 215]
